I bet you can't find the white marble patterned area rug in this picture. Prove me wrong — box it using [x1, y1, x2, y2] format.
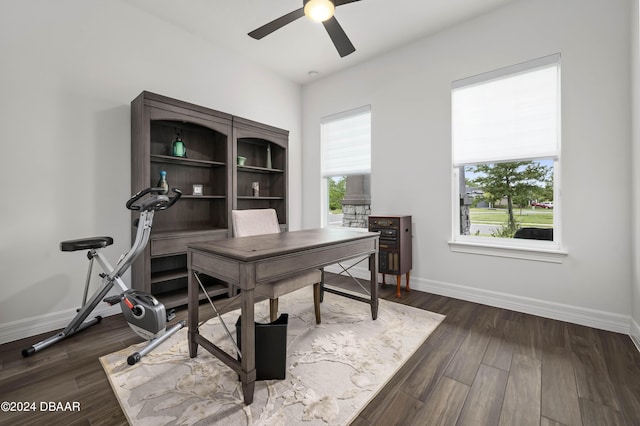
[100, 287, 445, 425]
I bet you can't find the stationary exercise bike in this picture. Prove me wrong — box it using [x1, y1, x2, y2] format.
[22, 187, 185, 365]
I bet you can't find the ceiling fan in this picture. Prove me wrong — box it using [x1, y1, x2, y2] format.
[248, 0, 362, 58]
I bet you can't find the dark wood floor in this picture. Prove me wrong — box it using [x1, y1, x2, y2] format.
[2, 276, 640, 425]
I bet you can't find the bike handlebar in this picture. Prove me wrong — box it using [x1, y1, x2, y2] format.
[126, 187, 182, 212]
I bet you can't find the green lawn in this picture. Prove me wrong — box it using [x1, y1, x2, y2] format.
[470, 207, 553, 227]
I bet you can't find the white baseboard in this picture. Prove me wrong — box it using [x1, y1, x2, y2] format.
[324, 264, 631, 335]
[0, 303, 121, 346]
[421, 277, 630, 334]
[631, 318, 640, 352]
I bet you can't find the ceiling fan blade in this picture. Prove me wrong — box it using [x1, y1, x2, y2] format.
[248, 7, 305, 40]
[322, 16, 356, 57]
[334, 0, 362, 6]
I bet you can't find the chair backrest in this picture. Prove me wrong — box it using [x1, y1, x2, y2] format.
[231, 209, 281, 237]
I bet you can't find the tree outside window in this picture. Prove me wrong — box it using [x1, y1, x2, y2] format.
[463, 160, 553, 238]
[328, 176, 346, 213]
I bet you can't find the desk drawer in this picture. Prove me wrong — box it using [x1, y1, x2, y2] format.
[256, 237, 377, 282]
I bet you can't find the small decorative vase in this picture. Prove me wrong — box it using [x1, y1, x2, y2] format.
[266, 143, 272, 169]
[157, 170, 168, 194]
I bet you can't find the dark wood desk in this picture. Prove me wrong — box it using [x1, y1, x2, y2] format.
[187, 228, 379, 404]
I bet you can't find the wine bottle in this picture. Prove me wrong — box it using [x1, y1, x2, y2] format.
[157, 170, 168, 194]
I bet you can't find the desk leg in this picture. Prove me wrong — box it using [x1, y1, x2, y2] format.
[239, 282, 256, 405]
[187, 260, 198, 358]
[369, 252, 379, 320]
[320, 268, 325, 303]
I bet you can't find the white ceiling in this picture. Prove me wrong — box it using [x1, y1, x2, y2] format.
[124, 0, 513, 84]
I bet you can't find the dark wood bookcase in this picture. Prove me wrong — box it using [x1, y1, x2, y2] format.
[233, 117, 288, 227]
[131, 91, 289, 308]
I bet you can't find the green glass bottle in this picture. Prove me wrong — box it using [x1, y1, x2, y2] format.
[172, 134, 186, 158]
[157, 170, 168, 194]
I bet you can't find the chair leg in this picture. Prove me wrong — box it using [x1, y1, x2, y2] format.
[269, 298, 278, 322]
[227, 284, 237, 298]
[313, 283, 321, 324]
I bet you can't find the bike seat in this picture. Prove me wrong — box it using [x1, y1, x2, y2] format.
[60, 236, 114, 252]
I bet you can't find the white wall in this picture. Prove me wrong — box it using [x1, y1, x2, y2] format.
[0, 0, 302, 343]
[632, 0, 640, 346]
[303, 0, 634, 331]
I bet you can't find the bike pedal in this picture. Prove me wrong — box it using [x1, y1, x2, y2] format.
[103, 295, 122, 305]
[166, 309, 176, 322]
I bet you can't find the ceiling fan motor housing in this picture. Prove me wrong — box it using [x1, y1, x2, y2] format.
[302, 0, 336, 7]
[303, 0, 336, 7]
[303, 0, 336, 23]
[249, 0, 358, 57]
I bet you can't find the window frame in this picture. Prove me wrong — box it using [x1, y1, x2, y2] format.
[449, 54, 567, 262]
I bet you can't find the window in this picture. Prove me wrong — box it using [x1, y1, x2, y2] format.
[451, 54, 564, 260]
[321, 105, 371, 228]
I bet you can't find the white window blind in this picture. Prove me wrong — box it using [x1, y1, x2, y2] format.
[452, 54, 560, 167]
[321, 105, 371, 177]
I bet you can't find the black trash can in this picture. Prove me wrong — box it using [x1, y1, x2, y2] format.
[235, 313, 288, 380]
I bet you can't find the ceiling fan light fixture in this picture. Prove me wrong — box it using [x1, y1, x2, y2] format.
[304, 0, 335, 22]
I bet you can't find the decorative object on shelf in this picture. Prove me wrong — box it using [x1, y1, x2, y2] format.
[237, 156, 247, 166]
[171, 131, 187, 158]
[266, 143, 272, 169]
[157, 170, 168, 194]
[192, 184, 203, 196]
[252, 182, 260, 197]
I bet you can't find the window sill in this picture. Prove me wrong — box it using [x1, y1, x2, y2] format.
[448, 240, 567, 263]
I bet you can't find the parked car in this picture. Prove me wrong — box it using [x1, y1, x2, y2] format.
[531, 201, 553, 209]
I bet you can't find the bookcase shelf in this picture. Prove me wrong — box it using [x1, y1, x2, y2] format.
[237, 165, 284, 173]
[151, 154, 226, 168]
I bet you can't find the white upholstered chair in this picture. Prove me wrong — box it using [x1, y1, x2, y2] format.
[231, 208, 322, 324]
